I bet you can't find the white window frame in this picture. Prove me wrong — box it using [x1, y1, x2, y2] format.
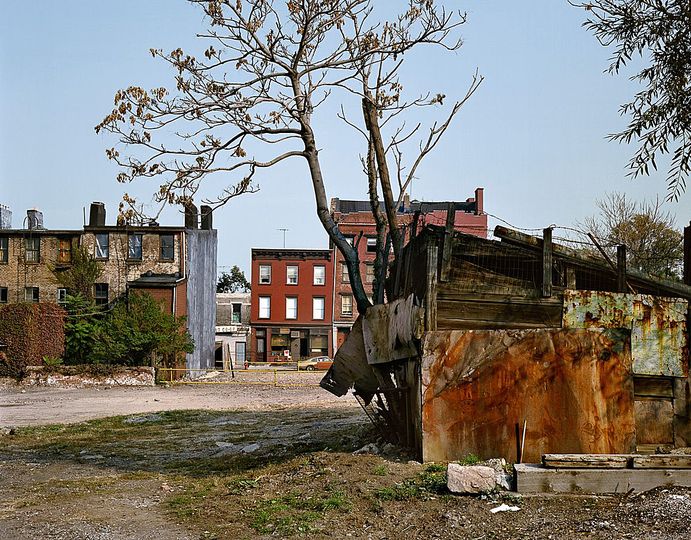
[259, 296, 271, 319]
[366, 263, 375, 283]
[341, 294, 353, 316]
[57, 287, 68, 305]
[313, 265, 326, 285]
[259, 265, 272, 284]
[285, 297, 298, 319]
[286, 265, 298, 285]
[312, 297, 325, 320]
[366, 237, 377, 253]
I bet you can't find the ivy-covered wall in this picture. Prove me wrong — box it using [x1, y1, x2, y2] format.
[0, 303, 65, 377]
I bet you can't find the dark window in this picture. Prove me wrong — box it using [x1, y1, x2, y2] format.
[94, 283, 109, 306]
[160, 234, 174, 261]
[0, 287, 7, 303]
[57, 238, 72, 264]
[25, 237, 40, 263]
[232, 303, 241, 323]
[24, 287, 39, 303]
[128, 234, 142, 260]
[0, 237, 8, 263]
[95, 233, 109, 259]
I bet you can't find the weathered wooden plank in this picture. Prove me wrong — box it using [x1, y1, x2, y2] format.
[436, 298, 563, 329]
[440, 203, 455, 283]
[633, 376, 674, 398]
[634, 400, 674, 445]
[617, 245, 627, 293]
[515, 464, 691, 494]
[632, 455, 691, 469]
[425, 235, 438, 332]
[542, 454, 629, 469]
[436, 319, 559, 330]
[543, 227, 553, 297]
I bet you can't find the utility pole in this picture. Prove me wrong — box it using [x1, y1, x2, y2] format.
[277, 228, 289, 248]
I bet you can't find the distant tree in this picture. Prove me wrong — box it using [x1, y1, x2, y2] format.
[96, 0, 481, 314]
[50, 246, 103, 302]
[217, 265, 251, 293]
[583, 192, 683, 279]
[573, 1, 691, 200]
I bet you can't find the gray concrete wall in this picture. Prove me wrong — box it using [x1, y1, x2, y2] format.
[185, 229, 218, 374]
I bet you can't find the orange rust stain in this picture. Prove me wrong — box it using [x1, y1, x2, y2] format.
[422, 329, 636, 463]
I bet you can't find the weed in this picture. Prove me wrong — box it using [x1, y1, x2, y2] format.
[42, 356, 63, 366]
[372, 464, 388, 476]
[375, 467, 448, 502]
[458, 453, 481, 465]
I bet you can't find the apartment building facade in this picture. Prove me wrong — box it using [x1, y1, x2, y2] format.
[330, 188, 487, 349]
[0, 202, 217, 372]
[250, 248, 334, 363]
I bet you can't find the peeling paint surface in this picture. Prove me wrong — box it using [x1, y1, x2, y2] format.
[420, 329, 635, 463]
[563, 290, 687, 377]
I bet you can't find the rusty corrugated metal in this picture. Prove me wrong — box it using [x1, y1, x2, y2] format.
[563, 290, 687, 377]
[420, 329, 636, 463]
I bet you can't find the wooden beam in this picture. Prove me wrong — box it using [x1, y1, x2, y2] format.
[542, 227, 553, 297]
[566, 265, 577, 289]
[424, 235, 438, 331]
[440, 203, 455, 283]
[542, 454, 629, 469]
[632, 455, 691, 469]
[617, 245, 627, 293]
[684, 222, 691, 285]
[515, 463, 691, 494]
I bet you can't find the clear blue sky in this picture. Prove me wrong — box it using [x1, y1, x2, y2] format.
[2, 1, 689, 275]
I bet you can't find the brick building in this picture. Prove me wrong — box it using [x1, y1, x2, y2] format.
[0, 202, 217, 372]
[330, 188, 487, 349]
[250, 248, 334, 363]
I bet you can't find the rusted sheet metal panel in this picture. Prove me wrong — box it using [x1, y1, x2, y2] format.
[634, 400, 674, 446]
[563, 290, 688, 377]
[421, 329, 635, 463]
[362, 294, 424, 365]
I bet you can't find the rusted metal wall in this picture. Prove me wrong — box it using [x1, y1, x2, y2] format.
[420, 329, 635, 463]
[563, 290, 688, 378]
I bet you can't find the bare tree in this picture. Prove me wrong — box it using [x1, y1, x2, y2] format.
[572, 1, 691, 200]
[583, 192, 683, 279]
[96, 0, 481, 313]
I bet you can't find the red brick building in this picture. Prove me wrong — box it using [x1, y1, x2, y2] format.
[330, 188, 487, 349]
[250, 248, 334, 363]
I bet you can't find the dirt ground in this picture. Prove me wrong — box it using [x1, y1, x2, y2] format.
[0, 373, 347, 426]
[1, 378, 691, 540]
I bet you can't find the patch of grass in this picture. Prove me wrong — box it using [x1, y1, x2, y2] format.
[375, 465, 448, 502]
[372, 464, 388, 476]
[458, 453, 481, 465]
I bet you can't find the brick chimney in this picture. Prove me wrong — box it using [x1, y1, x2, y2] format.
[89, 202, 106, 227]
[27, 208, 44, 230]
[474, 187, 484, 215]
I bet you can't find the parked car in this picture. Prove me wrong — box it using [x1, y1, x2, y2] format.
[297, 356, 333, 371]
